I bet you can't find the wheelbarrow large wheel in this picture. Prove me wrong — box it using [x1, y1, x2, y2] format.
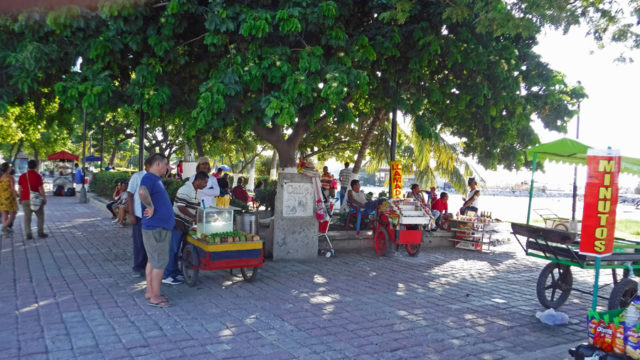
[182, 244, 199, 287]
[609, 278, 637, 310]
[406, 244, 421, 256]
[240, 267, 259, 282]
[536, 263, 573, 309]
[374, 228, 393, 256]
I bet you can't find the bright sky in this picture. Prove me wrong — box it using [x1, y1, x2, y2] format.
[322, 26, 640, 191]
[478, 26, 640, 191]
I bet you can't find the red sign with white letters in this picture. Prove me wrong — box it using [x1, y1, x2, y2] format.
[579, 149, 620, 257]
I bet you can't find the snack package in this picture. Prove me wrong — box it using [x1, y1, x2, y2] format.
[595, 315, 614, 352]
[626, 324, 640, 359]
[612, 318, 625, 354]
[588, 310, 600, 345]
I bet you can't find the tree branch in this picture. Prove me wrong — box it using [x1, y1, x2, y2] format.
[180, 33, 206, 47]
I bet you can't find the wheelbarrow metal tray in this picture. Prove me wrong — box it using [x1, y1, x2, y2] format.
[187, 236, 264, 268]
[526, 239, 640, 267]
[511, 222, 577, 244]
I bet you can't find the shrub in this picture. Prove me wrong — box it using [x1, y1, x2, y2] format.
[92, 171, 186, 203]
[254, 178, 277, 215]
[90, 171, 132, 199]
[162, 178, 187, 203]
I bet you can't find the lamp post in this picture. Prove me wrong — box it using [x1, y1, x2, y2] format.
[571, 81, 582, 222]
[80, 108, 88, 203]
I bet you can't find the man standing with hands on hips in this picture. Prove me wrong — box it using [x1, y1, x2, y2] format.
[138, 154, 175, 307]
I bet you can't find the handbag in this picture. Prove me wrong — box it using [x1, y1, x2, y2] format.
[26, 170, 43, 211]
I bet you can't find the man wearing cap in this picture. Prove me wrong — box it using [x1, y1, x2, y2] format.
[190, 157, 220, 208]
[461, 177, 480, 215]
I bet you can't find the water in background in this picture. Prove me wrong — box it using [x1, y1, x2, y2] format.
[360, 185, 640, 224]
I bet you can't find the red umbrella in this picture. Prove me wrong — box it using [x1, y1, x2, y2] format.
[47, 151, 79, 162]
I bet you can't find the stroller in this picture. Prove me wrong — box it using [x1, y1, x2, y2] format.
[317, 190, 336, 258]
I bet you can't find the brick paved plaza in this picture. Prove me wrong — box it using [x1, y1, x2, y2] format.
[0, 195, 603, 359]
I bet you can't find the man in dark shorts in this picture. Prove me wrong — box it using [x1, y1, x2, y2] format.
[138, 154, 175, 307]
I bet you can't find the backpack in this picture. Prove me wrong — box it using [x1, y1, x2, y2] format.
[54, 185, 65, 196]
[65, 187, 76, 196]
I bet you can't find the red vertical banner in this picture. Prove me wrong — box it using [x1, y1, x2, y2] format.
[390, 161, 403, 199]
[579, 149, 620, 257]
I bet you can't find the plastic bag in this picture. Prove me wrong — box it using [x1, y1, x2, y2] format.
[612, 318, 625, 354]
[536, 308, 569, 326]
[588, 310, 600, 345]
[627, 324, 640, 359]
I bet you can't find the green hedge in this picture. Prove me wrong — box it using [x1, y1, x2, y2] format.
[90, 171, 132, 198]
[162, 178, 186, 203]
[91, 170, 186, 203]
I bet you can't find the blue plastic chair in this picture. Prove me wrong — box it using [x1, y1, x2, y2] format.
[346, 201, 373, 234]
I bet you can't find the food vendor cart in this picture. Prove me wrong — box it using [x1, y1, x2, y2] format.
[181, 206, 264, 286]
[519, 139, 640, 310]
[511, 222, 640, 310]
[372, 199, 432, 256]
[449, 214, 500, 251]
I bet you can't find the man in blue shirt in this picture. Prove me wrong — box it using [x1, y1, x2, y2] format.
[139, 153, 175, 307]
[74, 163, 83, 192]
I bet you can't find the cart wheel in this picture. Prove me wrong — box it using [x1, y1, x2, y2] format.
[406, 244, 421, 256]
[536, 263, 573, 309]
[240, 267, 259, 282]
[374, 228, 393, 256]
[553, 223, 569, 232]
[608, 278, 637, 310]
[182, 245, 199, 287]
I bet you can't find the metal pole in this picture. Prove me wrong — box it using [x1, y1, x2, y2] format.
[138, 108, 145, 171]
[592, 257, 601, 310]
[99, 123, 104, 171]
[572, 81, 581, 222]
[526, 152, 537, 225]
[79, 108, 88, 203]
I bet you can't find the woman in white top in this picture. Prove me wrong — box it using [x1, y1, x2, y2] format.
[461, 177, 480, 215]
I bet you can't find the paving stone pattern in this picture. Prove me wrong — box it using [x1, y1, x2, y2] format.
[0, 195, 604, 359]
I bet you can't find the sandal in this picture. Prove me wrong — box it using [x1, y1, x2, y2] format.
[148, 300, 172, 308]
[145, 294, 168, 301]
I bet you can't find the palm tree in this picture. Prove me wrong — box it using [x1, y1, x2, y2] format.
[365, 119, 476, 194]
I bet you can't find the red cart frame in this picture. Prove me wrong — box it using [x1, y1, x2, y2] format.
[372, 212, 423, 256]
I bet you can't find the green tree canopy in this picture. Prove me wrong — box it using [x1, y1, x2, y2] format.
[2, 0, 597, 173]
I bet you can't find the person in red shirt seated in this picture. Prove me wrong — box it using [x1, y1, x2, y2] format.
[431, 192, 452, 230]
[232, 177, 249, 204]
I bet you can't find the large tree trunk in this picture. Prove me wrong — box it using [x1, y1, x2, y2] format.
[352, 109, 387, 174]
[7, 143, 16, 162]
[109, 146, 117, 167]
[252, 123, 299, 169]
[33, 145, 39, 163]
[269, 151, 278, 180]
[247, 156, 256, 190]
[193, 135, 205, 158]
[12, 140, 23, 164]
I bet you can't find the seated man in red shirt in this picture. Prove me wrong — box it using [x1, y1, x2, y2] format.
[431, 192, 452, 230]
[231, 177, 250, 204]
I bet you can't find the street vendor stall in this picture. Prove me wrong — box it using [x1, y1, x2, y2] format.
[520, 139, 640, 311]
[181, 204, 263, 286]
[449, 214, 500, 251]
[372, 198, 432, 256]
